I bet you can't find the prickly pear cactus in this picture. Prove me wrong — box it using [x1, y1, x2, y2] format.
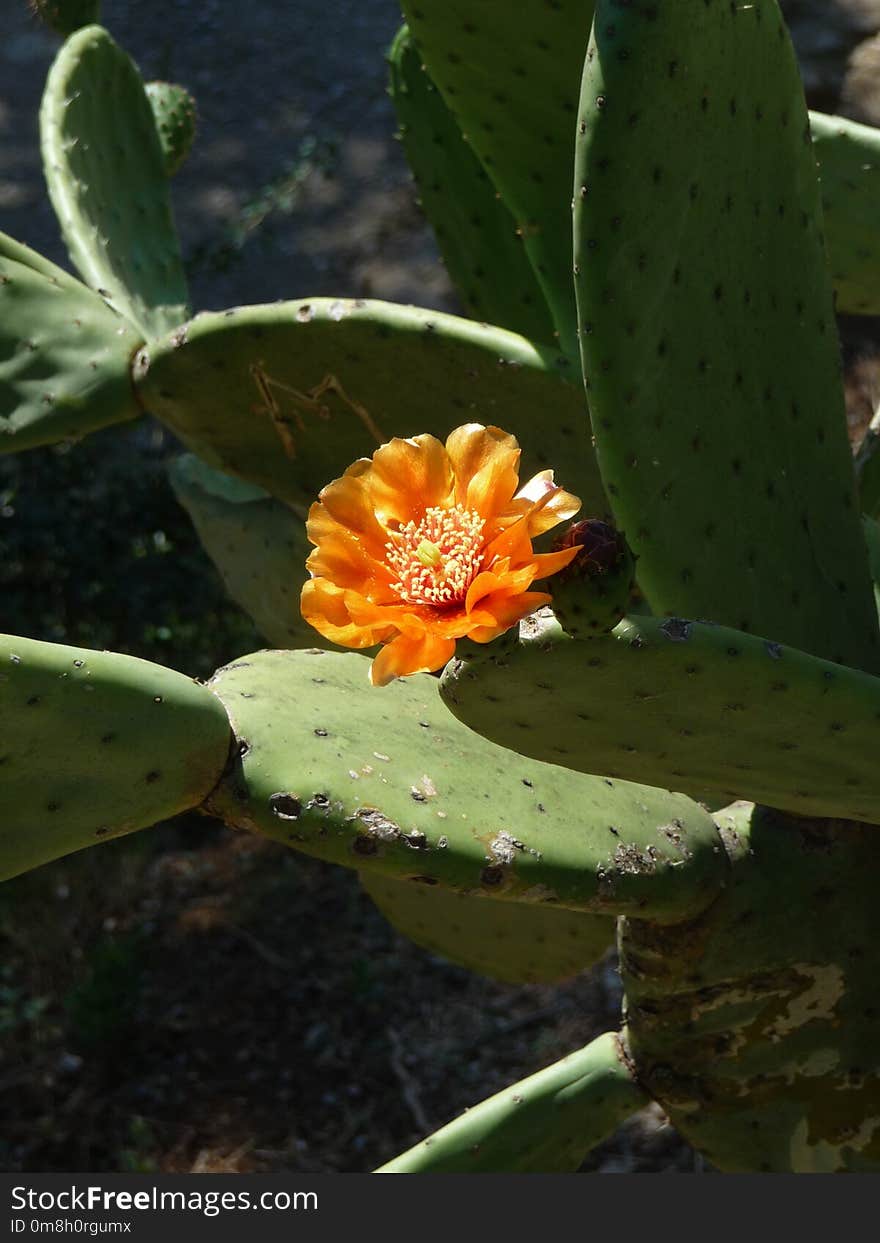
[442, 611, 880, 823]
[4, 0, 880, 1177]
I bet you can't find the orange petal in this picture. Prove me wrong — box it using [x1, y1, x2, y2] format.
[482, 514, 536, 568]
[445, 424, 521, 516]
[467, 591, 552, 642]
[306, 528, 397, 599]
[301, 579, 395, 648]
[466, 562, 541, 613]
[344, 593, 434, 639]
[366, 434, 454, 526]
[529, 544, 582, 579]
[515, 471, 582, 536]
[370, 633, 456, 686]
[312, 470, 389, 558]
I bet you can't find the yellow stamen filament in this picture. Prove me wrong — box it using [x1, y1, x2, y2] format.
[386, 505, 486, 607]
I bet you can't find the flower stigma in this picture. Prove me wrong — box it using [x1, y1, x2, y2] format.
[386, 504, 486, 607]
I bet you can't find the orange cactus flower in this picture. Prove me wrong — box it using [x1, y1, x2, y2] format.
[301, 424, 582, 686]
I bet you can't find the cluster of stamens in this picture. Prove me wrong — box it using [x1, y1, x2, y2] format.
[385, 504, 486, 607]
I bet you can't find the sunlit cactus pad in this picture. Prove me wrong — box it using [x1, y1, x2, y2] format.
[442, 612, 880, 823]
[40, 25, 189, 340]
[574, 0, 878, 673]
[205, 648, 728, 923]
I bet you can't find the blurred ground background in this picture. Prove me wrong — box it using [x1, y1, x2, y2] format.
[1, 0, 880, 1174]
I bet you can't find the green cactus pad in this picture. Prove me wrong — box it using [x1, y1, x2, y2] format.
[441, 611, 880, 824]
[145, 81, 197, 178]
[0, 237, 141, 453]
[30, 0, 100, 36]
[0, 634, 231, 880]
[168, 454, 328, 650]
[623, 805, 880, 1172]
[40, 25, 189, 341]
[376, 1031, 647, 1173]
[205, 649, 727, 923]
[574, 1, 880, 675]
[388, 26, 555, 343]
[399, 1, 596, 356]
[135, 298, 605, 514]
[811, 110, 880, 316]
[362, 871, 613, 984]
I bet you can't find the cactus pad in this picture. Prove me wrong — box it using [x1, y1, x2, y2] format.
[205, 649, 727, 923]
[400, 2, 595, 356]
[0, 634, 231, 879]
[40, 26, 189, 341]
[388, 26, 555, 343]
[810, 110, 880, 316]
[0, 236, 141, 452]
[362, 871, 613, 984]
[574, 1, 879, 674]
[168, 455, 327, 650]
[377, 1031, 646, 1173]
[135, 298, 605, 514]
[442, 611, 880, 823]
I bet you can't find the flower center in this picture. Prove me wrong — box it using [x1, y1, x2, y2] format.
[386, 504, 486, 607]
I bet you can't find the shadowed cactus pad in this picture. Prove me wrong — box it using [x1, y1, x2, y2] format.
[169, 455, 322, 650]
[0, 234, 141, 451]
[400, 0, 596, 355]
[362, 871, 613, 984]
[810, 110, 880, 316]
[388, 25, 555, 344]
